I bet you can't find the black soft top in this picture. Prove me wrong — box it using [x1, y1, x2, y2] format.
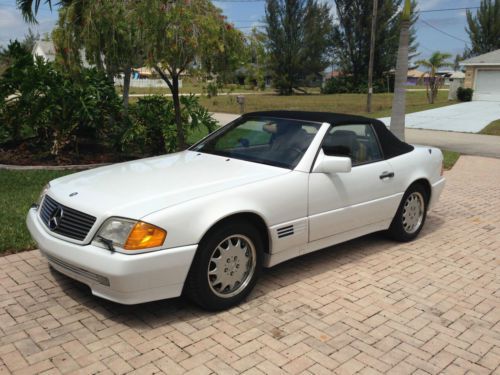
[244, 110, 373, 125]
[243, 110, 414, 159]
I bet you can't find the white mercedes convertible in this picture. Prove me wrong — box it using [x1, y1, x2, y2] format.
[27, 111, 445, 310]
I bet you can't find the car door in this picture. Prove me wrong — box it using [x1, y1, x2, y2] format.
[308, 123, 401, 242]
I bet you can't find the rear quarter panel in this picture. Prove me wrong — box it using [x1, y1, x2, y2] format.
[386, 145, 443, 196]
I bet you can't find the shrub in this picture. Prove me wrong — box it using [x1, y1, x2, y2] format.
[122, 94, 218, 154]
[321, 75, 393, 94]
[122, 95, 176, 154]
[205, 82, 218, 98]
[180, 94, 218, 137]
[457, 87, 473, 102]
[0, 45, 121, 157]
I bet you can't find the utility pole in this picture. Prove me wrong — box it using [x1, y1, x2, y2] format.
[367, 0, 378, 113]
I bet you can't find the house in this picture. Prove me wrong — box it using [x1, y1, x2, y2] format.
[31, 40, 178, 89]
[32, 41, 56, 62]
[323, 70, 345, 80]
[436, 70, 465, 86]
[32, 40, 92, 67]
[406, 69, 430, 85]
[461, 49, 500, 101]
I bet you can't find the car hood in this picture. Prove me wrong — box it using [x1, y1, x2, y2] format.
[48, 151, 289, 219]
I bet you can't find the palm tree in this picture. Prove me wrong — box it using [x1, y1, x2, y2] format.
[416, 52, 453, 104]
[17, 0, 71, 23]
[389, 0, 411, 141]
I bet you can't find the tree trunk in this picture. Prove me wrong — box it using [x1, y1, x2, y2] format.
[153, 66, 186, 151]
[430, 78, 435, 104]
[389, 19, 410, 141]
[367, 0, 378, 113]
[95, 51, 104, 71]
[171, 74, 185, 151]
[122, 65, 132, 115]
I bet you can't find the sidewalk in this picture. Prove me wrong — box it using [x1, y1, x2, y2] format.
[378, 101, 500, 133]
[406, 128, 500, 158]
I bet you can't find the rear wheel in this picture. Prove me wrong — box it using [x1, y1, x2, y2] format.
[387, 184, 428, 242]
[185, 221, 263, 310]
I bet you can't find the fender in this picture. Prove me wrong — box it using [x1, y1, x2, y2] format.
[142, 171, 309, 250]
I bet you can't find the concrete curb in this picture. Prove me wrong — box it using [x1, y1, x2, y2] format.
[0, 163, 110, 171]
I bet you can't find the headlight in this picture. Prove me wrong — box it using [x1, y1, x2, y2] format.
[37, 183, 50, 206]
[96, 218, 167, 251]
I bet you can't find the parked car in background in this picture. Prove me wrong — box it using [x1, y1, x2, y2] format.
[27, 111, 445, 310]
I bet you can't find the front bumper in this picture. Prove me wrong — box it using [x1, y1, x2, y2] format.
[27, 208, 197, 304]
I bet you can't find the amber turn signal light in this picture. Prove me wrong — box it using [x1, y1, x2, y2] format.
[124, 221, 166, 250]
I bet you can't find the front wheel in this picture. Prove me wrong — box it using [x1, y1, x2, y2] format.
[185, 222, 263, 310]
[387, 184, 428, 242]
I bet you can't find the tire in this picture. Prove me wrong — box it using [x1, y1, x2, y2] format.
[386, 183, 429, 242]
[185, 221, 263, 311]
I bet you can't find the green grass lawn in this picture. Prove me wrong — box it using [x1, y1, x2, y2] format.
[443, 150, 460, 170]
[479, 119, 500, 136]
[198, 90, 453, 118]
[119, 84, 277, 96]
[0, 170, 74, 254]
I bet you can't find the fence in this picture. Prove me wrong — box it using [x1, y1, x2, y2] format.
[114, 78, 182, 88]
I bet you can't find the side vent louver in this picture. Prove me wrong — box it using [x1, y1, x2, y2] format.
[277, 225, 294, 238]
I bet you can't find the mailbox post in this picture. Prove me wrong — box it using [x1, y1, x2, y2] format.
[236, 95, 245, 114]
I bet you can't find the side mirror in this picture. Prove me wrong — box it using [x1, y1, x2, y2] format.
[312, 151, 352, 174]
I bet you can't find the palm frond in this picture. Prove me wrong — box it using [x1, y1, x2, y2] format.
[16, 0, 54, 23]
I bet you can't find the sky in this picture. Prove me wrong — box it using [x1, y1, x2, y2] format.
[0, 0, 484, 63]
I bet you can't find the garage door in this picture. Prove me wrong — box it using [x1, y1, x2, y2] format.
[474, 70, 500, 101]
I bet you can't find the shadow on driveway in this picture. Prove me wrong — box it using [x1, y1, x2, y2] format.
[48, 212, 446, 329]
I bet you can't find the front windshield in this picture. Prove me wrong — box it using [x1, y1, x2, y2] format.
[191, 116, 321, 169]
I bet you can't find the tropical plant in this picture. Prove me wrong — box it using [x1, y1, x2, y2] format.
[136, 0, 241, 150]
[122, 95, 217, 155]
[0, 31, 38, 75]
[205, 82, 219, 98]
[52, 0, 145, 113]
[390, 0, 411, 141]
[16, 0, 54, 22]
[466, 0, 500, 56]
[265, 0, 333, 95]
[200, 22, 246, 85]
[331, 0, 419, 89]
[0, 41, 46, 142]
[0, 51, 121, 158]
[180, 94, 218, 139]
[122, 96, 176, 155]
[415, 52, 453, 104]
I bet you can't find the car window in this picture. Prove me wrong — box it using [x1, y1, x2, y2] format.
[213, 120, 272, 150]
[322, 124, 383, 165]
[191, 117, 321, 169]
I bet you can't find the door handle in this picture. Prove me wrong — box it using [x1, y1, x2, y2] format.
[379, 171, 395, 179]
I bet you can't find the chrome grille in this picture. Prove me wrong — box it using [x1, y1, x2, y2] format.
[40, 195, 96, 241]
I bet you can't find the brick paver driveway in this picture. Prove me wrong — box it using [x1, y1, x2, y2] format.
[1, 156, 499, 374]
